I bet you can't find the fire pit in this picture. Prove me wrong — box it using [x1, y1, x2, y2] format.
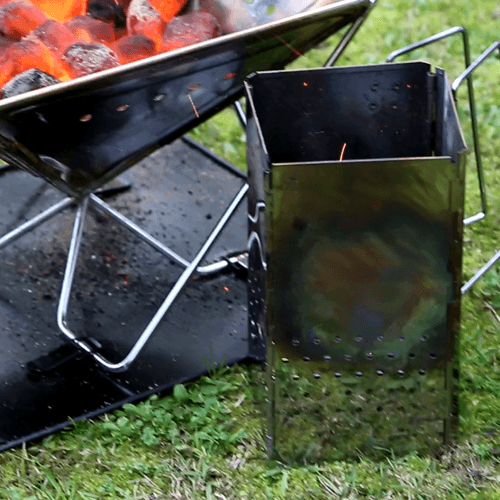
[0, 0, 377, 374]
[245, 29, 499, 462]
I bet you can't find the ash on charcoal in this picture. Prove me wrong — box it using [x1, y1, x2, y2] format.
[1, 69, 60, 99]
[62, 42, 119, 78]
[127, 0, 163, 46]
[162, 11, 220, 52]
[87, 0, 126, 28]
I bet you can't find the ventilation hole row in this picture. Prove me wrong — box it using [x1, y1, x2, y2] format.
[282, 351, 438, 364]
[78, 73, 238, 123]
[293, 334, 430, 346]
[289, 368, 427, 381]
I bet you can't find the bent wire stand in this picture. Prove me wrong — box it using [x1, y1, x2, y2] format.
[387, 29, 500, 293]
[0, 0, 377, 373]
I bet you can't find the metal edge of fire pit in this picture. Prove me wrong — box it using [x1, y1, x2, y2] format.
[0, 0, 371, 112]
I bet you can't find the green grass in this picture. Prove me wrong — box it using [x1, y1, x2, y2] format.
[2, 0, 500, 498]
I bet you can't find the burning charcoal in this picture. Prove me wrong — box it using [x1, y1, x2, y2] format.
[66, 16, 116, 45]
[0, 52, 16, 89]
[30, 0, 86, 23]
[87, 0, 126, 29]
[0, 0, 47, 40]
[1, 68, 60, 99]
[162, 11, 220, 52]
[110, 34, 156, 64]
[0, 34, 12, 49]
[149, 0, 187, 23]
[127, 0, 164, 49]
[62, 42, 119, 78]
[0, 39, 71, 87]
[28, 19, 76, 54]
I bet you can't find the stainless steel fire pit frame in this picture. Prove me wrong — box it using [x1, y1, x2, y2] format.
[0, 0, 377, 372]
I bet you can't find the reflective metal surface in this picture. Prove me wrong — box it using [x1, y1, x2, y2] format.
[0, 0, 373, 198]
[246, 62, 466, 462]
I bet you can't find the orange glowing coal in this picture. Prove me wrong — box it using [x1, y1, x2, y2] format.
[0, 0, 221, 99]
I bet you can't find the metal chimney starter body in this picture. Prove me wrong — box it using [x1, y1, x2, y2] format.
[246, 62, 466, 463]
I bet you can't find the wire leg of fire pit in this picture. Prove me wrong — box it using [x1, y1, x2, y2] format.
[0, 197, 75, 250]
[57, 183, 249, 373]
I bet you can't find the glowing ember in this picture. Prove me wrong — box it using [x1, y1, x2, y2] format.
[339, 142, 347, 161]
[187, 93, 199, 118]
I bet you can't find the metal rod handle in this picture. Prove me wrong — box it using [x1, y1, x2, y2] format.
[453, 42, 500, 225]
[386, 26, 488, 225]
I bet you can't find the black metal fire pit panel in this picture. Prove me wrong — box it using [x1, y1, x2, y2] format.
[0, 139, 252, 451]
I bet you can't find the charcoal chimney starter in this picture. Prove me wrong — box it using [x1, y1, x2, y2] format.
[245, 61, 466, 462]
